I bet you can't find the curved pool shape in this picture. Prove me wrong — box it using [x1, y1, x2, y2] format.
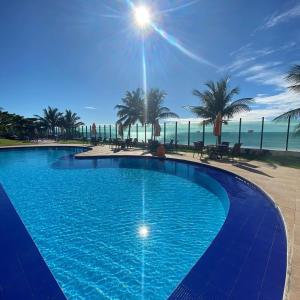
[0, 147, 287, 300]
[0, 148, 229, 299]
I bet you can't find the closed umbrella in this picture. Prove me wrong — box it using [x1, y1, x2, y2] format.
[154, 120, 161, 137]
[92, 123, 97, 138]
[213, 113, 222, 143]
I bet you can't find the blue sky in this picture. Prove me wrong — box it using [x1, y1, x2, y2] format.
[0, 0, 299, 124]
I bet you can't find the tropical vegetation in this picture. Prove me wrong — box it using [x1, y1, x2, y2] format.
[115, 89, 144, 137]
[188, 77, 253, 143]
[0, 108, 39, 140]
[115, 88, 179, 138]
[0, 106, 84, 140]
[274, 64, 300, 134]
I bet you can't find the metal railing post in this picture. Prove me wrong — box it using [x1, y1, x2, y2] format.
[109, 125, 112, 140]
[128, 124, 131, 139]
[238, 118, 242, 144]
[104, 125, 106, 139]
[188, 121, 191, 147]
[136, 124, 138, 141]
[164, 122, 166, 145]
[85, 126, 88, 138]
[286, 116, 291, 151]
[151, 123, 154, 140]
[144, 124, 147, 144]
[115, 123, 117, 139]
[260, 117, 264, 150]
[202, 122, 205, 145]
[175, 121, 178, 147]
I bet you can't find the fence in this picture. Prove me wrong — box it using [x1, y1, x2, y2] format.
[52, 117, 299, 152]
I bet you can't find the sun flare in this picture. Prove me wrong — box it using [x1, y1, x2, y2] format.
[138, 225, 150, 238]
[134, 5, 152, 28]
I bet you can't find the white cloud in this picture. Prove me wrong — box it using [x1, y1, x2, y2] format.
[246, 72, 286, 89]
[84, 106, 97, 110]
[264, 4, 300, 29]
[229, 43, 252, 57]
[165, 117, 204, 124]
[237, 62, 281, 76]
[236, 91, 300, 120]
[171, 91, 300, 122]
[235, 62, 287, 89]
[225, 42, 297, 73]
[225, 57, 256, 72]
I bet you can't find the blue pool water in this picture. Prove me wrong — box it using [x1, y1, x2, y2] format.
[0, 148, 229, 299]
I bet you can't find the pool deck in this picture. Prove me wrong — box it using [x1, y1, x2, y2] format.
[74, 144, 299, 300]
[0, 143, 299, 299]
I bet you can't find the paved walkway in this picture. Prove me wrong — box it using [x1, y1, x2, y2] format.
[76, 145, 300, 300]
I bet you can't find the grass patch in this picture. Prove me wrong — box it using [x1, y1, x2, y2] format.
[0, 138, 33, 146]
[56, 139, 87, 144]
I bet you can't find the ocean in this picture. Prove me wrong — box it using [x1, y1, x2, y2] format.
[81, 120, 300, 152]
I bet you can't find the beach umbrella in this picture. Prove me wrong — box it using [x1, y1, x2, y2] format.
[92, 123, 97, 138]
[213, 113, 222, 142]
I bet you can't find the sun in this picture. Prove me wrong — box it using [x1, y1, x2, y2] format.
[134, 5, 152, 28]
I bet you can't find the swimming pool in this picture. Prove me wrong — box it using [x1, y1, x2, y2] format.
[0, 147, 229, 299]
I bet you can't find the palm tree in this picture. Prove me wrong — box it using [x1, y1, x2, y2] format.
[62, 110, 84, 138]
[147, 89, 179, 139]
[287, 64, 300, 93]
[147, 89, 179, 123]
[63, 110, 84, 128]
[35, 106, 63, 136]
[189, 77, 253, 144]
[274, 65, 300, 131]
[115, 88, 144, 137]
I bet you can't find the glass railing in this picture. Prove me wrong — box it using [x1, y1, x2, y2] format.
[60, 117, 299, 152]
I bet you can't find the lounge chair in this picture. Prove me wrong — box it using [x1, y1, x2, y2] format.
[165, 139, 174, 152]
[193, 141, 204, 158]
[125, 138, 133, 148]
[132, 138, 138, 148]
[230, 143, 242, 159]
[218, 142, 230, 159]
[148, 140, 160, 152]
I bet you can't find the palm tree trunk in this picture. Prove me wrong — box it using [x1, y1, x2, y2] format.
[217, 122, 223, 144]
[128, 124, 131, 138]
